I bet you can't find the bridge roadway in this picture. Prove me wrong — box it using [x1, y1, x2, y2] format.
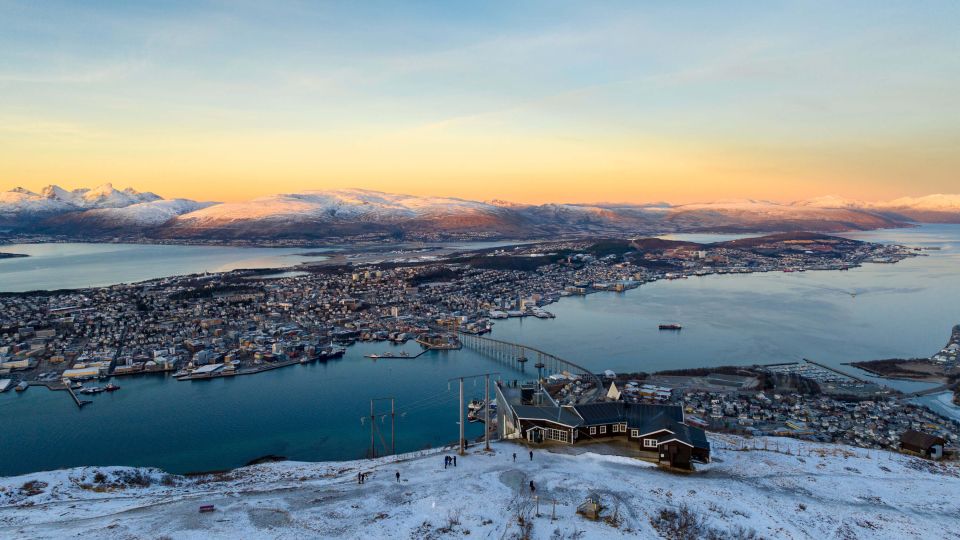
[458, 333, 603, 403]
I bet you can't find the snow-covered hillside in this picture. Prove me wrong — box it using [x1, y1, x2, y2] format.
[67, 199, 215, 227]
[0, 184, 211, 231]
[1, 436, 956, 539]
[0, 184, 160, 215]
[4, 184, 960, 238]
[174, 188, 499, 224]
[800, 194, 960, 212]
[879, 194, 960, 211]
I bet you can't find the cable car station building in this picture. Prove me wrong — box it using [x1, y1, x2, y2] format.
[495, 381, 710, 470]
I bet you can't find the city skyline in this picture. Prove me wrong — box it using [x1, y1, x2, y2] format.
[2, 1, 958, 204]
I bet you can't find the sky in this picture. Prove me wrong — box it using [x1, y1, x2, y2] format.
[1, 1, 958, 204]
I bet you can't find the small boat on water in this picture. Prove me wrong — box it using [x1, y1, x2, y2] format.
[15, 381, 29, 392]
[467, 399, 497, 422]
[319, 347, 346, 359]
[658, 324, 682, 331]
[80, 386, 105, 395]
[105, 383, 120, 392]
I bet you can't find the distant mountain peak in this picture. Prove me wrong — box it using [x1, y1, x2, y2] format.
[4, 185, 960, 239]
[796, 195, 863, 208]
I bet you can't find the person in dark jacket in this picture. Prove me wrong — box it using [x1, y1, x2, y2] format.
[358, 471, 363, 484]
[529, 450, 533, 461]
[444, 456, 449, 469]
[512, 453, 517, 462]
[395, 471, 400, 483]
[529, 480, 535, 494]
[453, 456, 457, 467]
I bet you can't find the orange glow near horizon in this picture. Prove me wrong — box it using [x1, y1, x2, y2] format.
[1, 128, 955, 205]
[2, 2, 958, 205]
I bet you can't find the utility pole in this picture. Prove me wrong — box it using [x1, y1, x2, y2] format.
[484, 374, 491, 451]
[367, 397, 396, 459]
[459, 377, 465, 456]
[449, 372, 499, 457]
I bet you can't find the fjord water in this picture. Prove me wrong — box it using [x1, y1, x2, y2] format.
[0, 243, 333, 292]
[491, 225, 960, 377]
[0, 343, 525, 477]
[2, 225, 959, 476]
[0, 239, 534, 292]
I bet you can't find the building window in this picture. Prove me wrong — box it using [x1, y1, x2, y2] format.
[631, 429, 639, 438]
[644, 438, 658, 448]
[545, 428, 568, 443]
[589, 427, 596, 435]
[600, 425, 607, 434]
[620, 423, 627, 432]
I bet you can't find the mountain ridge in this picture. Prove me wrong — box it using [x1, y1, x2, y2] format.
[3, 185, 960, 241]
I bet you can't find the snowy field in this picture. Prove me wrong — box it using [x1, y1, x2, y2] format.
[1, 435, 958, 539]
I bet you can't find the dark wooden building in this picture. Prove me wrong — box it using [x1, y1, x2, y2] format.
[900, 430, 946, 460]
[496, 382, 710, 470]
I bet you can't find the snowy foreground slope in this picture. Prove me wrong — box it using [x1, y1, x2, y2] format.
[1, 435, 958, 540]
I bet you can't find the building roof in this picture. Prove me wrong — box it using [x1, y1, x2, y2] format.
[512, 404, 583, 428]
[574, 402, 625, 425]
[900, 430, 946, 448]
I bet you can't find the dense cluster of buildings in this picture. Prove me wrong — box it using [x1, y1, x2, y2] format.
[0, 235, 916, 394]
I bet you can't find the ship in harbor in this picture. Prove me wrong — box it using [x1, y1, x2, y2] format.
[658, 324, 683, 331]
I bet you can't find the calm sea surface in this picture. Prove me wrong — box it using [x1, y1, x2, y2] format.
[0, 243, 334, 292]
[1, 225, 959, 476]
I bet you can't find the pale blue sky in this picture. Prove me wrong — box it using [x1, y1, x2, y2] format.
[1, 1, 958, 202]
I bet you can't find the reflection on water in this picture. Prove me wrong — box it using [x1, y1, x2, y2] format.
[489, 225, 960, 374]
[1, 225, 958, 475]
[0, 243, 334, 292]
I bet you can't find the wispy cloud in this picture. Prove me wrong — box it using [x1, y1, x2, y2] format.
[0, 59, 145, 84]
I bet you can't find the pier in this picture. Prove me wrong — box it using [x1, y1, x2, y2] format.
[34, 381, 92, 409]
[458, 333, 602, 400]
[64, 384, 92, 408]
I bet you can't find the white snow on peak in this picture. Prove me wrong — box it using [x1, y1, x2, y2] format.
[1, 183, 166, 216]
[80, 199, 216, 226]
[795, 195, 864, 208]
[177, 188, 498, 223]
[879, 193, 960, 211]
[673, 198, 785, 211]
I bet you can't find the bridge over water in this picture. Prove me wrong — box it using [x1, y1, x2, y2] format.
[458, 333, 603, 403]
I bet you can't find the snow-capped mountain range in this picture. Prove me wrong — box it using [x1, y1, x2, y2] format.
[0, 183, 162, 213]
[3, 184, 960, 241]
